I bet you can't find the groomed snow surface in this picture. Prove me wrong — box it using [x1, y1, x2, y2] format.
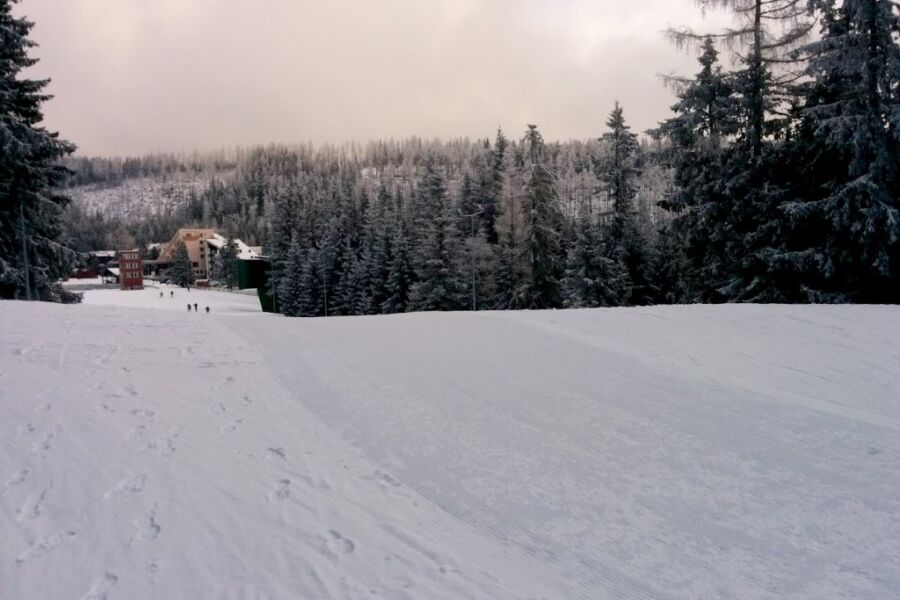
[2, 286, 899, 599]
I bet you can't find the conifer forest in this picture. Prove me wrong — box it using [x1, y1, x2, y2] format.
[6, 1, 900, 310]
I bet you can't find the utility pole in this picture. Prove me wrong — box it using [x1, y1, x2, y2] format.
[458, 206, 484, 311]
[19, 203, 31, 301]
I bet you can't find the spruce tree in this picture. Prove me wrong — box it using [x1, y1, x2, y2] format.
[563, 209, 629, 307]
[597, 104, 654, 304]
[214, 238, 239, 288]
[656, 38, 740, 301]
[0, 0, 77, 301]
[409, 163, 464, 311]
[520, 124, 564, 308]
[277, 235, 305, 317]
[355, 186, 392, 313]
[667, 0, 818, 301]
[300, 248, 324, 317]
[383, 219, 413, 313]
[492, 186, 526, 309]
[171, 241, 195, 287]
[779, 0, 900, 302]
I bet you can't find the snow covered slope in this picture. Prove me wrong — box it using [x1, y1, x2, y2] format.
[1, 294, 899, 599]
[67, 172, 228, 221]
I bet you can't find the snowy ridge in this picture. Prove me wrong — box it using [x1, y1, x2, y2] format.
[2, 290, 899, 599]
[67, 171, 231, 221]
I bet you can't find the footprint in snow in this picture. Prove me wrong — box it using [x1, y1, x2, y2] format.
[130, 408, 155, 419]
[134, 511, 161, 540]
[16, 530, 76, 562]
[32, 428, 59, 454]
[269, 479, 291, 501]
[34, 402, 53, 415]
[327, 529, 355, 555]
[265, 447, 286, 462]
[211, 403, 226, 414]
[17, 487, 48, 521]
[220, 419, 242, 435]
[128, 425, 147, 439]
[80, 572, 118, 600]
[240, 394, 253, 407]
[4, 468, 28, 488]
[104, 474, 146, 499]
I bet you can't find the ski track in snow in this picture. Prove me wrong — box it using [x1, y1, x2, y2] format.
[0, 288, 898, 599]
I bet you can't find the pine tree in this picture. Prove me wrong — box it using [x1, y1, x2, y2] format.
[520, 125, 564, 308]
[300, 248, 324, 317]
[383, 219, 414, 313]
[0, 0, 77, 301]
[170, 241, 195, 287]
[492, 185, 526, 309]
[667, 0, 818, 301]
[669, 0, 816, 158]
[597, 104, 654, 304]
[778, 0, 900, 302]
[277, 235, 305, 317]
[563, 210, 629, 307]
[409, 163, 464, 311]
[352, 186, 391, 313]
[214, 238, 239, 288]
[334, 236, 362, 315]
[598, 102, 642, 213]
[475, 128, 507, 244]
[656, 38, 740, 301]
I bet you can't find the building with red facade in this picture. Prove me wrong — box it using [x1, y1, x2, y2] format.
[117, 249, 143, 290]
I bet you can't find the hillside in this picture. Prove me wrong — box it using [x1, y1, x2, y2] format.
[2, 292, 899, 599]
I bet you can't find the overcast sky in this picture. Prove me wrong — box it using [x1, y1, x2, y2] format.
[17, 0, 729, 156]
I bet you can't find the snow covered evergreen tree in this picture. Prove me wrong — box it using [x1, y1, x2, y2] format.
[383, 218, 414, 313]
[171, 241, 195, 287]
[213, 238, 239, 288]
[667, 0, 818, 301]
[409, 162, 464, 311]
[277, 235, 305, 317]
[0, 0, 77, 301]
[562, 208, 629, 307]
[519, 125, 564, 308]
[656, 39, 740, 301]
[597, 103, 654, 304]
[300, 248, 324, 317]
[778, 0, 900, 302]
[492, 185, 526, 309]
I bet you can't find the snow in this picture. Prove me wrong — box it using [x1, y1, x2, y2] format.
[81, 284, 264, 315]
[1, 297, 899, 599]
[68, 172, 230, 221]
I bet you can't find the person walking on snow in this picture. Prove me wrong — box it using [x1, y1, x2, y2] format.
[187, 303, 192, 311]
[170, 291, 174, 298]
[205, 306, 210, 314]
[193, 303, 198, 312]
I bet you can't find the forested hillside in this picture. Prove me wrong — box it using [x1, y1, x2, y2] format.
[61, 0, 900, 312]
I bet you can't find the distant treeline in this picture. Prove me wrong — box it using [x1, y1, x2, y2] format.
[64, 0, 900, 310]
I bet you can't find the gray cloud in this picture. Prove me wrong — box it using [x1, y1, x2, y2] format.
[18, 0, 730, 155]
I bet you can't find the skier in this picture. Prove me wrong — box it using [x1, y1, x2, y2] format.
[193, 303, 198, 312]
[205, 306, 210, 314]
[187, 303, 192, 312]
